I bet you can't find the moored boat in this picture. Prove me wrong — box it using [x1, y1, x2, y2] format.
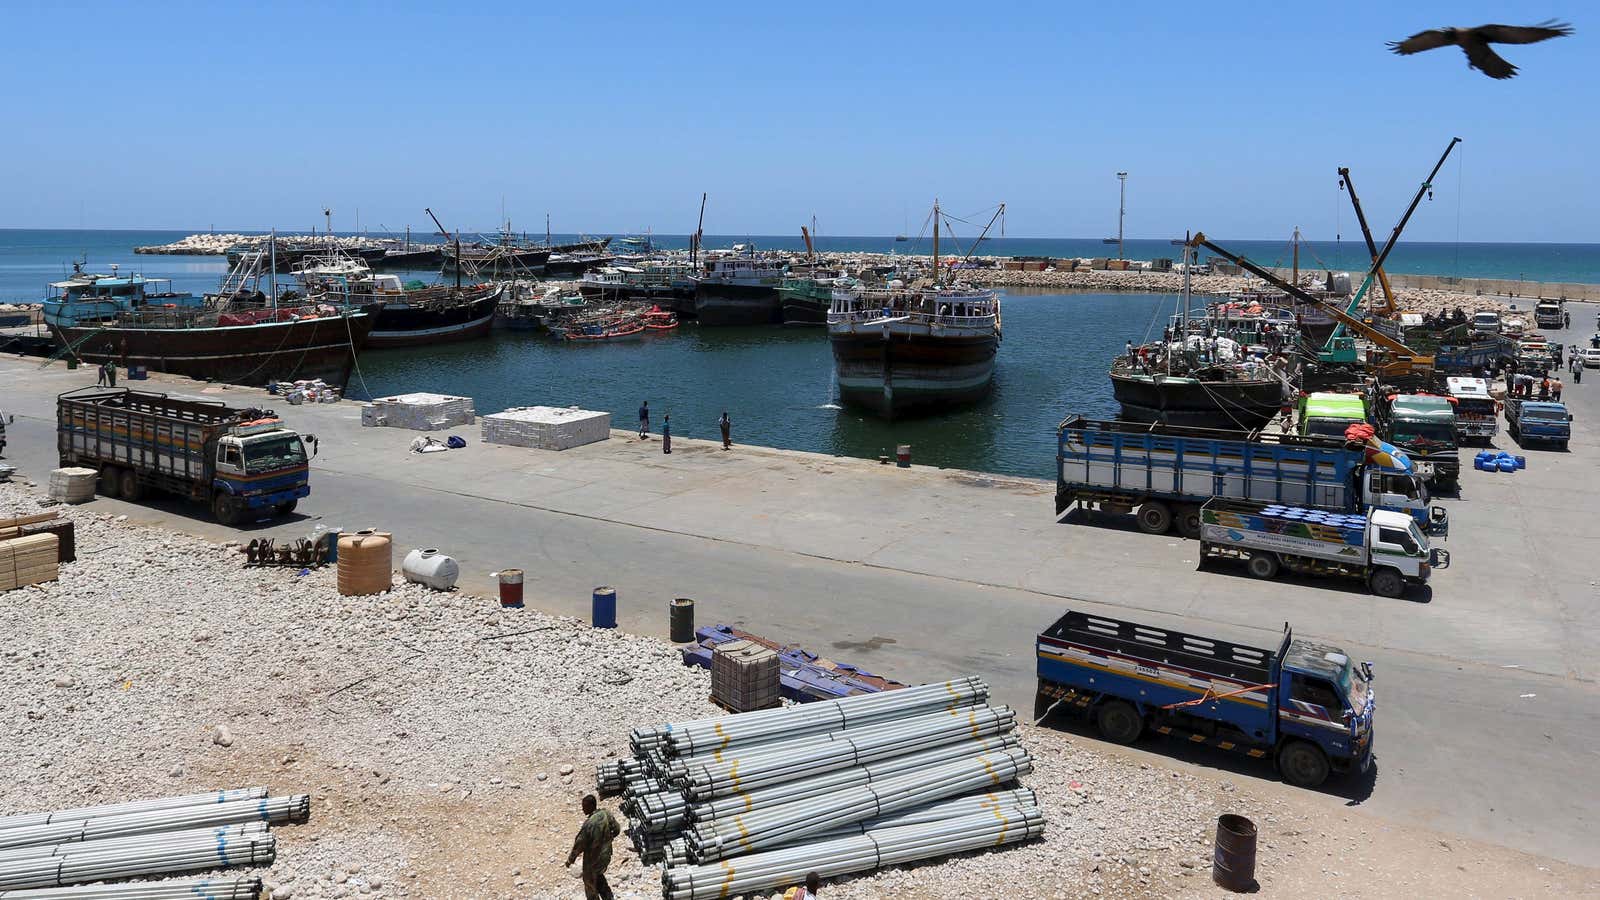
[778, 274, 849, 326]
[693, 251, 786, 326]
[294, 253, 503, 348]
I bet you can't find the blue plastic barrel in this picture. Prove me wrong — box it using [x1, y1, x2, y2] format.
[324, 528, 342, 562]
[1498, 459, 1518, 473]
[1514, 455, 1527, 469]
[1473, 456, 1486, 471]
[592, 586, 618, 629]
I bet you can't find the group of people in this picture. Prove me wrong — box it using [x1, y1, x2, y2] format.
[567, 794, 820, 899]
[1507, 371, 1563, 400]
[636, 401, 734, 454]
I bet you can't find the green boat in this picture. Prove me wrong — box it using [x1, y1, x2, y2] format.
[778, 275, 850, 327]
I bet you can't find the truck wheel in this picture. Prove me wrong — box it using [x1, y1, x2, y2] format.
[1095, 700, 1144, 745]
[212, 493, 243, 526]
[1136, 502, 1172, 535]
[1369, 567, 1405, 598]
[117, 469, 143, 502]
[1277, 740, 1331, 788]
[97, 467, 120, 496]
[274, 499, 298, 516]
[1246, 551, 1280, 580]
[1175, 505, 1202, 539]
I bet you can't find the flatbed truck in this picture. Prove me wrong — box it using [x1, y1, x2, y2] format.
[1056, 416, 1447, 539]
[1505, 398, 1572, 450]
[57, 388, 318, 525]
[1197, 497, 1447, 598]
[1036, 610, 1375, 788]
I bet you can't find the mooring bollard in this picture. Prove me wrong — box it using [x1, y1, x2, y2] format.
[669, 597, 695, 643]
[498, 569, 524, 608]
[1212, 813, 1258, 892]
[592, 585, 617, 628]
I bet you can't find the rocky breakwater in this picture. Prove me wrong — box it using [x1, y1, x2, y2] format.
[134, 233, 261, 255]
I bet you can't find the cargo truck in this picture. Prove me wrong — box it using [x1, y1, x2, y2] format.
[1376, 394, 1460, 490]
[1505, 398, 1572, 450]
[1197, 498, 1447, 598]
[57, 388, 317, 525]
[1534, 299, 1564, 330]
[1444, 377, 1497, 443]
[1055, 416, 1447, 538]
[1035, 610, 1375, 788]
[1296, 392, 1368, 439]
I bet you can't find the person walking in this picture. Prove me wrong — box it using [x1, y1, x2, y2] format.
[1552, 375, 1563, 401]
[95, 360, 108, 387]
[662, 415, 672, 454]
[718, 411, 731, 450]
[104, 358, 117, 388]
[1538, 377, 1550, 401]
[566, 795, 620, 900]
[637, 400, 650, 440]
[1574, 364, 1583, 384]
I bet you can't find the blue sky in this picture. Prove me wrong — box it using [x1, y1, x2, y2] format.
[1, 1, 1591, 241]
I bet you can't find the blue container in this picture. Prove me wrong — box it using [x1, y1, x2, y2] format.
[1514, 455, 1527, 469]
[1498, 459, 1518, 473]
[1473, 456, 1486, 471]
[592, 586, 618, 629]
[323, 528, 341, 562]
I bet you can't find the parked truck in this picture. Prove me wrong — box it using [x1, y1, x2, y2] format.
[1056, 416, 1448, 538]
[1376, 393, 1460, 490]
[1035, 610, 1375, 788]
[1534, 299, 1564, 330]
[1296, 391, 1368, 439]
[1198, 498, 1447, 598]
[1505, 398, 1572, 450]
[57, 388, 317, 524]
[1444, 377, 1498, 443]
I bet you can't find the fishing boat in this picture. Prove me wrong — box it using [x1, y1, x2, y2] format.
[579, 262, 696, 309]
[1109, 243, 1291, 428]
[778, 273, 852, 326]
[294, 251, 502, 348]
[642, 308, 679, 331]
[693, 250, 787, 326]
[45, 252, 371, 387]
[496, 282, 586, 331]
[560, 314, 645, 342]
[827, 201, 1005, 418]
[41, 263, 203, 328]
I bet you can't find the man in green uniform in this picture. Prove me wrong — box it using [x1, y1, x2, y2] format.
[566, 794, 620, 900]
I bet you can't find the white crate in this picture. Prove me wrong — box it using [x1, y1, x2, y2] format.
[362, 392, 476, 431]
[481, 406, 611, 451]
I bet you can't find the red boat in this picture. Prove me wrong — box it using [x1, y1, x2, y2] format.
[643, 307, 679, 331]
[564, 316, 645, 341]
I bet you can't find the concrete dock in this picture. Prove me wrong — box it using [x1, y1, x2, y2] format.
[2, 305, 1597, 867]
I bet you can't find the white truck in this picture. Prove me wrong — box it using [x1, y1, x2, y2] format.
[1198, 498, 1449, 598]
[1445, 376, 1498, 443]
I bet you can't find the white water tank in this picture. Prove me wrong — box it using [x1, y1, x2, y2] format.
[402, 548, 460, 591]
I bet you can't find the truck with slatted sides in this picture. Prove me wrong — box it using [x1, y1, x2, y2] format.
[1035, 610, 1375, 788]
[57, 387, 318, 525]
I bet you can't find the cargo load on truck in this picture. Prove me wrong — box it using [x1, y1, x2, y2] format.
[1197, 497, 1447, 598]
[1055, 416, 1447, 538]
[1036, 610, 1375, 787]
[56, 388, 318, 524]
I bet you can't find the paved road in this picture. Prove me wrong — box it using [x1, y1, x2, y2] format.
[2, 305, 1597, 866]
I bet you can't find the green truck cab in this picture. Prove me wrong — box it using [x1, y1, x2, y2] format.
[1378, 394, 1460, 490]
[1296, 392, 1368, 439]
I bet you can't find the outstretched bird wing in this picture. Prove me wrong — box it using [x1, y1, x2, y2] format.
[1475, 21, 1574, 45]
[1462, 37, 1518, 79]
[1387, 28, 1457, 54]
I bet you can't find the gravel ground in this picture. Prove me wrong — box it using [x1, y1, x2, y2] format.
[2, 482, 1593, 899]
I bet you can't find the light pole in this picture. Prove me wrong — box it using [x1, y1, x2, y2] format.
[1116, 172, 1128, 260]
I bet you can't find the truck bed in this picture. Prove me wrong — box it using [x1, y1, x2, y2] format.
[1199, 498, 1367, 564]
[1038, 609, 1275, 688]
[57, 388, 243, 488]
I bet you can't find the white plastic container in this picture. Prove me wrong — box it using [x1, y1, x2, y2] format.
[402, 548, 460, 591]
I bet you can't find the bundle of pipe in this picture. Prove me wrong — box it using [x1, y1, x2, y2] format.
[675, 705, 1018, 802]
[0, 877, 262, 899]
[0, 824, 269, 864]
[0, 791, 269, 832]
[661, 807, 1046, 900]
[0, 796, 310, 852]
[685, 747, 1032, 862]
[659, 789, 1038, 868]
[0, 833, 275, 890]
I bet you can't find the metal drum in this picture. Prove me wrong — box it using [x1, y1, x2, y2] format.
[1212, 813, 1258, 892]
[593, 586, 617, 628]
[498, 569, 524, 608]
[669, 598, 695, 643]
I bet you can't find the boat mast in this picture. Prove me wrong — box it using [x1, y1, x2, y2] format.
[693, 193, 707, 267]
[269, 229, 278, 308]
[1292, 226, 1300, 285]
[324, 207, 332, 257]
[1116, 172, 1128, 260]
[932, 199, 940, 288]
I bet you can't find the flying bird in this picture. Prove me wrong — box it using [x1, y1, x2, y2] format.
[1387, 20, 1574, 79]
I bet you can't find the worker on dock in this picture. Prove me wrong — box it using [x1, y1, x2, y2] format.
[1552, 375, 1563, 401]
[638, 400, 650, 440]
[566, 794, 620, 900]
[719, 410, 732, 450]
[662, 415, 672, 454]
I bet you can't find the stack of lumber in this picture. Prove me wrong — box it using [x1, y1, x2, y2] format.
[1, 532, 58, 592]
[0, 512, 75, 562]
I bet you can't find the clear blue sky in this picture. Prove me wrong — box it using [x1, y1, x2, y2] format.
[1, 1, 1591, 242]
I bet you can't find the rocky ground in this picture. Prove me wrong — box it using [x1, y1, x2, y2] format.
[1, 482, 1593, 899]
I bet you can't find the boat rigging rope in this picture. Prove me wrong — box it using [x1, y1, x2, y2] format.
[343, 310, 373, 402]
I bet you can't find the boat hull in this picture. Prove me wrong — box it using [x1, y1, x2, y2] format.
[365, 289, 502, 348]
[777, 285, 830, 326]
[695, 283, 781, 326]
[830, 330, 998, 417]
[53, 313, 373, 388]
[1109, 371, 1285, 428]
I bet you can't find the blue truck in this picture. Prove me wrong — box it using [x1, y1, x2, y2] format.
[1504, 399, 1571, 450]
[1036, 609, 1375, 788]
[57, 388, 317, 525]
[1056, 415, 1447, 538]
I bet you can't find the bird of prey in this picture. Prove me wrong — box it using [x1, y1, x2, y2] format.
[1387, 20, 1574, 79]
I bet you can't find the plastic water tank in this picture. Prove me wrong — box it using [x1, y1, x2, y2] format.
[402, 548, 460, 591]
[337, 529, 393, 596]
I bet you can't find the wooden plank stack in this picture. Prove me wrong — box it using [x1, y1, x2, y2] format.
[47, 467, 99, 504]
[0, 512, 75, 562]
[1, 532, 59, 592]
[710, 639, 782, 712]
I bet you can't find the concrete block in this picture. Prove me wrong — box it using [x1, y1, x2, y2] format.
[363, 392, 476, 431]
[481, 406, 611, 451]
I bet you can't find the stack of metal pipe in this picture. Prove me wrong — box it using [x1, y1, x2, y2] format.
[608, 676, 1043, 897]
[0, 789, 308, 891]
[0, 877, 262, 899]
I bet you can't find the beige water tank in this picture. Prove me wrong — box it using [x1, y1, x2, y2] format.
[337, 529, 393, 596]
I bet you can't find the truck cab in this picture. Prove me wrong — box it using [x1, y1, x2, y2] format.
[1505, 399, 1572, 450]
[1471, 310, 1501, 333]
[1445, 377, 1498, 443]
[1276, 636, 1375, 784]
[1356, 459, 1446, 535]
[1297, 392, 1368, 439]
[208, 419, 315, 524]
[1534, 300, 1564, 329]
[1378, 394, 1460, 490]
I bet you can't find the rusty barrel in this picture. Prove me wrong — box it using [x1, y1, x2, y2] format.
[498, 569, 524, 608]
[1212, 813, 1257, 892]
[669, 597, 695, 643]
[896, 444, 912, 467]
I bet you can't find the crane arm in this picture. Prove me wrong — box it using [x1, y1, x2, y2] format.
[1191, 233, 1419, 356]
[1337, 167, 1398, 314]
